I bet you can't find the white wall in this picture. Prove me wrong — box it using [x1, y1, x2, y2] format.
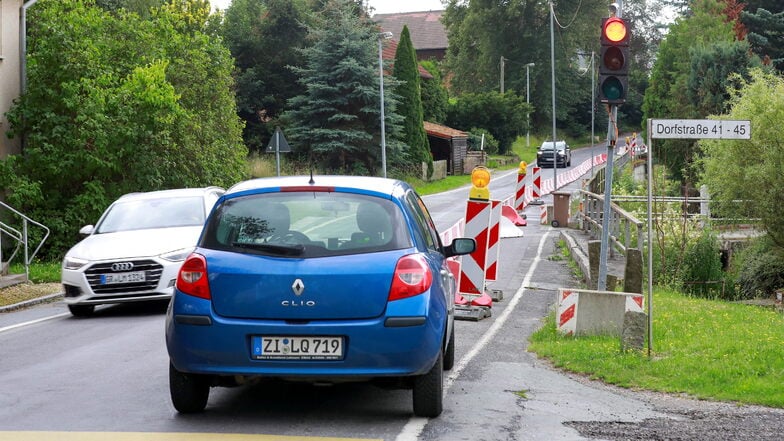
[0, 0, 23, 158]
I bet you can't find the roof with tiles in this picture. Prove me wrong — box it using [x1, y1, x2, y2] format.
[374, 10, 447, 51]
[381, 39, 434, 79]
[424, 121, 468, 139]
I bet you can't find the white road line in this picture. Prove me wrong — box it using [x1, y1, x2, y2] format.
[395, 231, 551, 441]
[0, 312, 70, 334]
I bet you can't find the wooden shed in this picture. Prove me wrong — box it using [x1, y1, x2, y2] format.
[424, 121, 468, 175]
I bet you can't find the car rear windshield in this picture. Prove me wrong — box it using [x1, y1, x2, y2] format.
[96, 196, 205, 233]
[200, 192, 412, 258]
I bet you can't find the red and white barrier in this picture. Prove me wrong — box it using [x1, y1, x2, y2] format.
[439, 218, 465, 246]
[531, 166, 541, 201]
[536, 153, 608, 199]
[515, 171, 527, 211]
[485, 200, 501, 282]
[458, 200, 490, 297]
[556, 288, 645, 336]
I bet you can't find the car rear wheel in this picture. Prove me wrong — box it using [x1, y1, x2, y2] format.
[67, 304, 95, 317]
[169, 363, 209, 413]
[444, 329, 455, 371]
[412, 350, 444, 417]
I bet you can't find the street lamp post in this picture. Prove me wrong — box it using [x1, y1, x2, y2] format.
[549, 0, 560, 189]
[378, 31, 393, 178]
[525, 63, 535, 149]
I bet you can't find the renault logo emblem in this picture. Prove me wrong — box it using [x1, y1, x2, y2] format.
[291, 279, 305, 296]
[111, 262, 134, 272]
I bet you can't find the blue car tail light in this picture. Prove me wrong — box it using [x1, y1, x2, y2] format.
[388, 254, 433, 301]
[176, 253, 211, 300]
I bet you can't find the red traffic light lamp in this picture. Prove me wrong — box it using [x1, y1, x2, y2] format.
[599, 17, 630, 104]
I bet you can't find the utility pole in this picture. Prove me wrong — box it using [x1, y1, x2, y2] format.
[500, 56, 506, 93]
[549, 1, 558, 188]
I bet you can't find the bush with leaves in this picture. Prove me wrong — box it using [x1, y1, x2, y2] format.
[466, 128, 498, 154]
[445, 91, 530, 155]
[733, 236, 784, 300]
[2, 0, 247, 259]
[681, 228, 726, 299]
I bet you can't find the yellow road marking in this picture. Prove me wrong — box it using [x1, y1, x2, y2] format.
[0, 433, 381, 441]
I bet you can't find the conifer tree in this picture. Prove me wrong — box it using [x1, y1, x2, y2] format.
[393, 25, 432, 179]
[283, 0, 404, 175]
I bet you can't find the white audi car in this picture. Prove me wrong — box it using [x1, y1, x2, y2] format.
[61, 187, 224, 317]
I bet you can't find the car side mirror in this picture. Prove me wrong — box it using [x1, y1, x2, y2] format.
[79, 225, 95, 236]
[444, 237, 476, 258]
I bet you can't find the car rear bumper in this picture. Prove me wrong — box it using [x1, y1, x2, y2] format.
[166, 295, 445, 380]
[537, 158, 567, 167]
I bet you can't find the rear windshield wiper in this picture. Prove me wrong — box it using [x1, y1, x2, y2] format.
[231, 241, 305, 257]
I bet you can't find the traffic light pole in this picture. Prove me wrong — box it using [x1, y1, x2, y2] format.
[597, 104, 617, 291]
[596, 3, 627, 291]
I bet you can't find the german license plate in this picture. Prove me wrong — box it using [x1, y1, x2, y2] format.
[101, 271, 146, 284]
[251, 336, 344, 360]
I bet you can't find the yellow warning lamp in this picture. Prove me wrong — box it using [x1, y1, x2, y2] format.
[469, 166, 491, 200]
[518, 161, 527, 176]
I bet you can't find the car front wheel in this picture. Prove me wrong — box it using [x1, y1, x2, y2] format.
[412, 350, 444, 417]
[169, 363, 210, 413]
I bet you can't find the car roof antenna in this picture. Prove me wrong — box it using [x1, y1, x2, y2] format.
[308, 163, 315, 185]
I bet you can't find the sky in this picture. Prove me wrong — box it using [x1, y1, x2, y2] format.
[209, 0, 446, 14]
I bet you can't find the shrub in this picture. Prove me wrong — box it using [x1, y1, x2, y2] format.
[467, 128, 499, 154]
[734, 236, 784, 300]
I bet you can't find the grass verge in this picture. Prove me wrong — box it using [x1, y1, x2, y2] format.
[529, 287, 784, 408]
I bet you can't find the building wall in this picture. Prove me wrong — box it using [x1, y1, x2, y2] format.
[1, 0, 23, 159]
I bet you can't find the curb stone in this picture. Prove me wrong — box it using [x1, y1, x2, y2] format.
[0, 292, 64, 313]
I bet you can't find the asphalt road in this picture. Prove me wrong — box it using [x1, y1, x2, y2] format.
[4, 145, 782, 440]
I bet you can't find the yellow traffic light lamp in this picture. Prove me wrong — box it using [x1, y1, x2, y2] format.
[469, 166, 491, 200]
[518, 161, 527, 176]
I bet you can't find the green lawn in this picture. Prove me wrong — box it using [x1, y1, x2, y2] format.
[529, 287, 784, 408]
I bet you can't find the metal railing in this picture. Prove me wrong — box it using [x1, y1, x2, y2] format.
[577, 189, 644, 257]
[1, 201, 50, 281]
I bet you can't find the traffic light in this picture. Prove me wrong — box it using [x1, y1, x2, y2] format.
[598, 16, 630, 104]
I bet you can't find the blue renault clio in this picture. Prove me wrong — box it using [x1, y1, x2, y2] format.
[166, 175, 475, 417]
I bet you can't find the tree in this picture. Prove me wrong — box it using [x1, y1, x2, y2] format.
[282, 0, 404, 175]
[642, 0, 737, 183]
[446, 91, 529, 155]
[222, 0, 310, 153]
[2, 0, 246, 258]
[419, 60, 449, 124]
[393, 26, 432, 178]
[741, 5, 784, 73]
[95, 0, 165, 17]
[687, 40, 758, 117]
[698, 69, 784, 247]
[441, 0, 611, 137]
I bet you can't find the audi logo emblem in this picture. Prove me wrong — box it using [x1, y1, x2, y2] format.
[111, 262, 134, 272]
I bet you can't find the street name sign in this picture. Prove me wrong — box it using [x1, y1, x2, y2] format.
[650, 119, 751, 140]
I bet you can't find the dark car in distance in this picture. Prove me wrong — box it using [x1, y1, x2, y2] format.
[537, 140, 572, 167]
